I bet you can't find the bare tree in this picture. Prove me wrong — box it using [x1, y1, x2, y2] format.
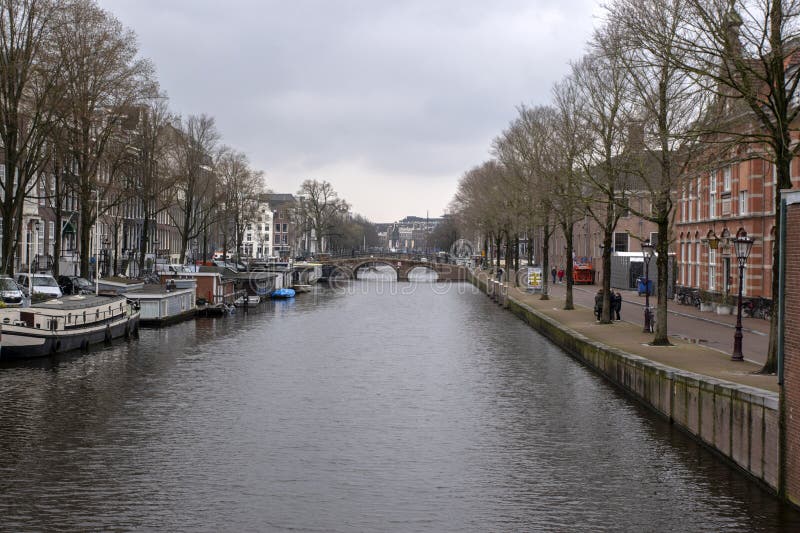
[53, 0, 155, 277]
[451, 161, 513, 272]
[493, 106, 557, 296]
[606, 0, 708, 344]
[548, 76, 589, 311]
[216, 147, 264, 261]
[296, 179, 349, 254]
[572, 25, 634, 323]
[0, 0, 62, 274]
[661, 0, 800, 371]
[166, 114, 219, 263]
[130, 96, 176, 274]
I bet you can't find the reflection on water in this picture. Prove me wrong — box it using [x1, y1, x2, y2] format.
[0, 280, 797, 531]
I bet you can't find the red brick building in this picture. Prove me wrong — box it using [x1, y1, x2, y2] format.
[673, 150, 800, 300]
[780, 188, 800, 506]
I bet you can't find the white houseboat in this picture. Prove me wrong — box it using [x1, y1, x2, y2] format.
[0, 294, 140, 359]
[126, 283, 196, 327]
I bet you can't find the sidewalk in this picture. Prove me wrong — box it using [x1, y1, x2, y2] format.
[546, 282, 770, 365]
[485, 273, 778, 394]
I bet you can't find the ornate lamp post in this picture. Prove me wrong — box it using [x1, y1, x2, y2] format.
[642, 240, 655, 333]
[732, 232, 755, 361]
[102, 237, 110, 277]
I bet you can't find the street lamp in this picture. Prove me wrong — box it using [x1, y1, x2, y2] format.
[732, 231, 755, 361]
[642, 240, 655, 333]
[102, 237, 110, 277]
[28, 221, 40, 297]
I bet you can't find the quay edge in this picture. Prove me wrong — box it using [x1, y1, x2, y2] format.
[469, 270, 781, 498]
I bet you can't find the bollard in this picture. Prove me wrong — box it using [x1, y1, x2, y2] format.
[501, 283, 509, 308]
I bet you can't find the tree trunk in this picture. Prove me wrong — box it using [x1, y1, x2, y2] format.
[652, 219, 672, 346]
[541, 223, 550, 300]
[80, 203, 92, 279]
[564, 223, 575, 310]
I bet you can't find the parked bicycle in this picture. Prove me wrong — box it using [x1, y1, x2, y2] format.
[675, 286, 701, 308]
[743, 297, 772, 320]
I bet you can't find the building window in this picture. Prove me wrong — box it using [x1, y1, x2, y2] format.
[614, 232, 628, 252]
[723, 166, 731, 192]
[649, 232, 658, 246]
[681, 242, 687, 284]
[739, 190, 748, 216]
[709, 173, 717, 219]
[282, 223, 288, 233]
[687, 242, 693, 286]
[708, 249, 716, 291]
[49, 221, 55, 240]
[695, 242, 701, 286]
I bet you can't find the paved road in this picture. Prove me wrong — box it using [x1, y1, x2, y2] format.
[545, 283, 770, 366]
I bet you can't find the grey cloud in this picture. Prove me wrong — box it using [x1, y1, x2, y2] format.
[99, 0, 600, 220]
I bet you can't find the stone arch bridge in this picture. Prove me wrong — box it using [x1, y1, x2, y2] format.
[320, 257, 470, 282]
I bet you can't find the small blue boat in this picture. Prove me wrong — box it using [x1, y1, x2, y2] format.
[270, 288, 296, 299]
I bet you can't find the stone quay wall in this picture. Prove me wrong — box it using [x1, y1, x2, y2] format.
[473, 272, 780, 494]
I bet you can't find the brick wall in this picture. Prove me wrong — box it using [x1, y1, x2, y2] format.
[784, 196, 800, 506]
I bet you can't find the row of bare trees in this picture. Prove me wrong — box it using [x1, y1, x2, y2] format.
[0, 0, 266, 278]
[451, 0, 800, 372]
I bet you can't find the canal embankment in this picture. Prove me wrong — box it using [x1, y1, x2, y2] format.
[470, 269, 781, 496]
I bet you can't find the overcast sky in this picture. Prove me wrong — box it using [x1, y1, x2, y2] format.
[98, 0, 603, 222]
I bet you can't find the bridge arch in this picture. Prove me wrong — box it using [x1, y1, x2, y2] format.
[322, 256, 470, 283]
[350, 259, 401, 279]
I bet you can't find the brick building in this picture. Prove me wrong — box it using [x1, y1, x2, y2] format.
[673, 153, 795, 300]
[780, 188, 800, 506]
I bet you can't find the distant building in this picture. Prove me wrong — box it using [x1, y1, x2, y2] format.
[240, 193, 296, 260]
[382, 215, 442, 253]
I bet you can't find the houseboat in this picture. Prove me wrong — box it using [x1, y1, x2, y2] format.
[126, 283, 197, 327]
[0, 294, 140, 359]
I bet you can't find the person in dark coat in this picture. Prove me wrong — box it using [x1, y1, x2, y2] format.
[551, 267, 557, 284]
[612, 291, 622, 320]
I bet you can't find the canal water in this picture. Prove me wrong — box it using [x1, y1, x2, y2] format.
[0, 268, 798, 531]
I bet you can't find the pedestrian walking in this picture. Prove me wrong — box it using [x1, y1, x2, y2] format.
[612, 291, 622, 321]
[496, 268, 504, 282]
[557, 267, 564, 283]
[551, 267, 557, 284]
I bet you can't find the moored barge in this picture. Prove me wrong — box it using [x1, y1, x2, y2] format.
[0, 294, 140, 359]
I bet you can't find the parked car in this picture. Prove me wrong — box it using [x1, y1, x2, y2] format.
[15, 273, 63, 299]
[57, 275, 94, 295]
[0, 276, 24, 307]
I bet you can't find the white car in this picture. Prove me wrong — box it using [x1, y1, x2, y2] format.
[0, 276, 24, 307]
[15, 273, 63, 299]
